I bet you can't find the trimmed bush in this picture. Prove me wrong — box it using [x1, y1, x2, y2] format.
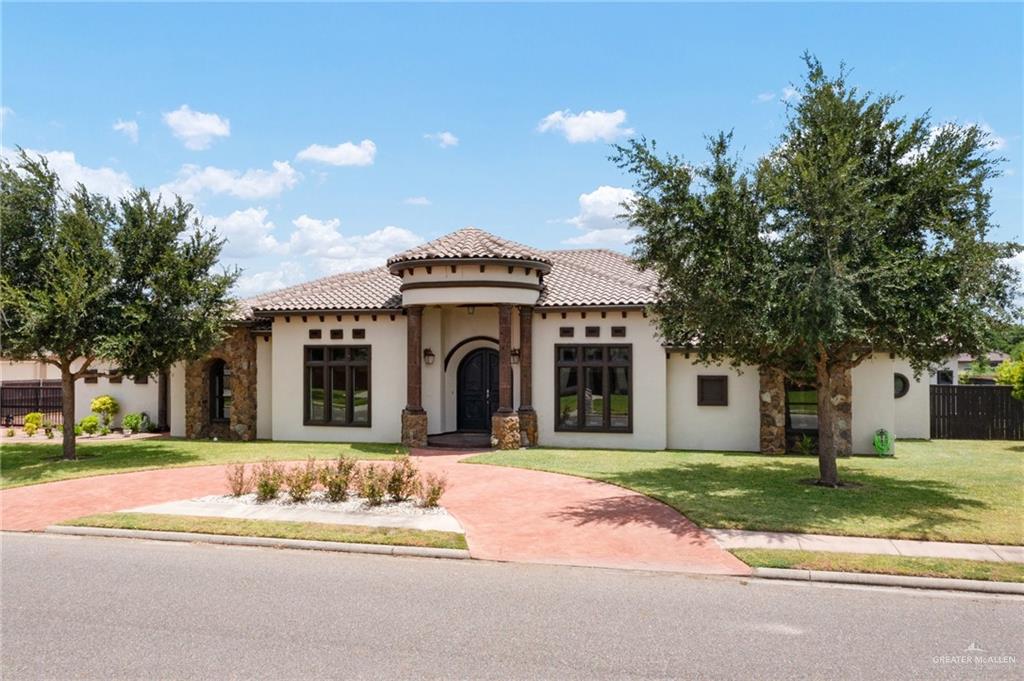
[44, 423, 54, 439]
[79, 415, 99, 436]
[225, 462, 251, 496]
[254, 461, 284, 502]
[284, 458, 318, 503]
[23, 423, 38, 437]
[121, 412, 143, 434]
[387, 456, 421, 502]
[5, 428, 14, 437]
[320, 456, 356, 502]
[90, 395, 120, 428]
[23, 412, 44, 429]
[421, 473, 447, 508]
[358, 463, 387, 506]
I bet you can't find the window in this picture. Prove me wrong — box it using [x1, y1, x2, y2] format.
[894, 373, 910, 399]
[559, 327, 574, 338]
[309, 329, 322, 339]
[304, 346, 371, 426]
[209, 360, 231, 422]
[697, 375, 728, 406]
[585, 326, 600, 338]
[108, 370, 123, 384]
[611, 326, 626, 338]
[84, 370, 98, 384]
[785, 382, 817, 433]
[555, 345, 631, 432]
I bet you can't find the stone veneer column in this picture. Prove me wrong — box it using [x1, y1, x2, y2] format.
[758, 365, 786, 454]
[491, 303, 520, 449]
[184, 326, 257, 441]
[517, 305, 537, 446]
[401, 305, 428, 448]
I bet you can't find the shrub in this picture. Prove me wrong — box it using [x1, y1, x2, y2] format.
[320, 456, 356, 502]
[44, 423, 54, 439]
[284, 458, 318, 503]
[358, 463, 387, 506]
[90, 395, 120, 428]
[387, 456, 421, 502]
[225, 462, 251, 497]
[121, 412, 143, 433]
[254, 461, 284, 502]
[24, 423, 37, 437]
[421, 473, 447, 508]
[74, 424, 83, 437]
[5, 428, 14, 437]
[794, 434, 815, 457]
[99, 425, 111, 436]
[79, 415, 100, 436]
[23, 412, 44, 429]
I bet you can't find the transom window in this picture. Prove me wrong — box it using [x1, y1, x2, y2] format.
[209, 360, 231, 422]
[555, 344, 632, 432]
[304, 346, 371, 427]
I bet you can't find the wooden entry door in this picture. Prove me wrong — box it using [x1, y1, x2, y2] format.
[457, 348, 500, 431]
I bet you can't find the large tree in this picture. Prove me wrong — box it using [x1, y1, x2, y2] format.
[1, 150, 238, 459]
[615, 56, 1020, 486]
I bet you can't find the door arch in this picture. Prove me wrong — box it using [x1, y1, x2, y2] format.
[457, 348, 501, 432]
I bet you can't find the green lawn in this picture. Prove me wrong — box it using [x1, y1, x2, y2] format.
[468, 440, 1024, 545]
[62, 512, 467, 550]
[732, 549, 1024, 583]
[0, 438, 405, 489]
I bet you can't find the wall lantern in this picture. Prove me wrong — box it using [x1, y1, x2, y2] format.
[423, 348, 436, 365]
[467, 306, 476, 315]
[511, 348, 520, 364]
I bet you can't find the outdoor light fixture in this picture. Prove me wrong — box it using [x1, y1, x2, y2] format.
[511, 348, 520, 364]
[423, 348, 436, 365]
[466, 306, 475, 315]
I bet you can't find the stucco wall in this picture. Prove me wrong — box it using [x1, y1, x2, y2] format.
[893, 358, 930, 439]
[68, 360, 161, 428]
[666, 355, 760, 452]
[850, 355, 896, 454]
[169, 361, 186, 437]
[270, 313, 406, 443]
[256, 335, 273, 439]
[1, 360, 60, 381]
[532, 310, 667, 450]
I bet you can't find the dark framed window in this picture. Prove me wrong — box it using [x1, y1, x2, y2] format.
[555, 344, 631, 432]
[84, 370, 98, 384]
[894, 373, 910, 399]
[309, 329, 322, 339]
[785, 382, 817, 433]
[108, 370, 123, 384]
[134, 375, 148, 385]
[209, 360, 231, 422]
[559, 327, 574, 338]
[697, 375, 728, 406]
[585, 326, 600, 338]
[304, 346, 371, 426]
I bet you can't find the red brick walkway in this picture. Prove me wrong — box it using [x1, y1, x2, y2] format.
[1, 450, 749, 575]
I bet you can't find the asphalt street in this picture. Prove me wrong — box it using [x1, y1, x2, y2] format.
[2, 532, 1021, 680]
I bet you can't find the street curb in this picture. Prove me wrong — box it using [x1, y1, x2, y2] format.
[44, 525, 471, 560]
[752, 567, 1024, 595]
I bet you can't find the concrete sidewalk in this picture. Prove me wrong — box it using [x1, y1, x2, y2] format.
[708, 528, 1024, 563]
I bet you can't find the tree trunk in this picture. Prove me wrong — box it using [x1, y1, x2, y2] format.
[815, 360, 853, 487]
[61, 369, 77, 460]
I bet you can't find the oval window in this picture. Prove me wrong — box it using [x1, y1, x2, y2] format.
[894, 373, 910, 399]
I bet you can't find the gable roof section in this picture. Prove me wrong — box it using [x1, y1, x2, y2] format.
[387, 227, 552, 268]
[238, 230, 657, 317]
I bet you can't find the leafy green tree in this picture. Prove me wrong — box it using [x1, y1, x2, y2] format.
[994, 354, 1024, 399]
[615, 55, 1020, 486]
[1, 150, 238, 459]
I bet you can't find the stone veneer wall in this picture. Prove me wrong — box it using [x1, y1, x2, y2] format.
[185, 326, 257, 440]
[758, 366, 787, 454]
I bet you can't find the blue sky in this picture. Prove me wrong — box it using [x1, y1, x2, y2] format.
[3, 2, 1021, 296]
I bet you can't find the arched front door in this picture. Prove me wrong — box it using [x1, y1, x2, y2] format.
[457, 348, 500, 431]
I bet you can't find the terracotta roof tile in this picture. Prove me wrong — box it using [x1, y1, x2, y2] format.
[387, 227, 552, 267]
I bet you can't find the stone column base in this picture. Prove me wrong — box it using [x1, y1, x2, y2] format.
[491, 412, 521, 450]
[758, 366, 787, 454]
[401, 410, 428, 448]
[517, 409, 538, 447]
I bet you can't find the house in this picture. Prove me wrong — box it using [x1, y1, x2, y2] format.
[956, 351, 1010, 384]
[158, 228, 931, 453]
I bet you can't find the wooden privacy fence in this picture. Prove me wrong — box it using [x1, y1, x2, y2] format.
[0, 380, 63, 426]
[930, 385, 1023, 440]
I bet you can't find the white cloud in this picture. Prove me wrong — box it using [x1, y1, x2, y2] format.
[754, 92, 775, 104]
[781, 86, 800, 101]
[296, 140, 376, 166]
[404, 196, 431, 206]
[233, 261, 308, 298]
[424, 131, 459, 148]
[159, 161, 299, 201]
[2, 146, 132, 199]
[113, 119, 139, 143]
[287, 215, 423, 274]
[162, 105, 230, 150]
[978, 123, 1006, 151]
[206, 207, 285, 258]
[538, 109, 633, 143]
[560, 185, 636, 247]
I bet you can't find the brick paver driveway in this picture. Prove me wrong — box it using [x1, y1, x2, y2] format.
[1, 449, 748, 575]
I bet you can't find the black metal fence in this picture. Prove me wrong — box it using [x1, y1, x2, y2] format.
[0, 380, 63, 426]
[930, 385, 1023, 440]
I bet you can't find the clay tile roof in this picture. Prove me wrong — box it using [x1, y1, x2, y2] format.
[387, 227, 552, 267]
[241, 267, 402, 316]
[538, 249, 658, 307]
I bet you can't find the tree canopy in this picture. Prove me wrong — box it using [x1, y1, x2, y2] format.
[1, 150, 238, 458]
[615, 55, 1021, 485]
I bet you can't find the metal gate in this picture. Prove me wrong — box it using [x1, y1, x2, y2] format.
[930, 385, 1023, 440]
[0, 380, 63, 426]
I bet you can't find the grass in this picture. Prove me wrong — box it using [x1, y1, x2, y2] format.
[468, 440, 1024, 545]
[62, 512, 467, 550]
[0, 438, 405, 489]
[732, 549, 1024, 583]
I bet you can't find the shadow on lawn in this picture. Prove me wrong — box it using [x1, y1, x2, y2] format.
[0, 443, 205, 487]
[599, 460, 989, 540]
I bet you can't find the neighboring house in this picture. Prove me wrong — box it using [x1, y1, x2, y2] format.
[161, 228, 932, 453]
[956, 351, 1009, 384]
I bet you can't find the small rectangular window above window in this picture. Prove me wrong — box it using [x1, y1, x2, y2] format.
[108, 371, 123, 384]
[84, 370, 99, 384]
[611, 326, 626, 338]
[585, 326, 600, 338]
[559, 327, 574, 338]
[352, 329, 366, 339]
[309, 329, 322, 339]
[330, 329, 344, 340]
[134, 375, 149, 385]
[697, 375, 728, 406]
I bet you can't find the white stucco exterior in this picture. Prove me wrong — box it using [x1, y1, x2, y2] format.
[666, 356, 761, 452]
[256, 335, 274, 439]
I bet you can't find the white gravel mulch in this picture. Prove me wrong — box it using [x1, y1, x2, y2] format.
[195, 491, 449, 516]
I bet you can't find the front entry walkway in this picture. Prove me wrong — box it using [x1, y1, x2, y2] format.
[0, 451, 749, 575]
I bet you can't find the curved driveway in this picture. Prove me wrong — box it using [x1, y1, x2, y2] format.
[1, 449, 748, 575]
